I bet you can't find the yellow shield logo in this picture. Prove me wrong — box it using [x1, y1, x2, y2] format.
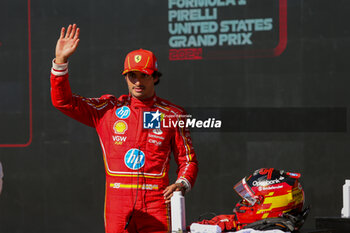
[134, 55, 142, 63]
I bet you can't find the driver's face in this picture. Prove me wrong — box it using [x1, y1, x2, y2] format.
[125, 71, 158, 100]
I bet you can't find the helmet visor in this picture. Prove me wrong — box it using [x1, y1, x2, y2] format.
[234, 177, 257, 205]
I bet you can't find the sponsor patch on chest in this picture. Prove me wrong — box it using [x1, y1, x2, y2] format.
[116, 106, 130, 119]
[124, 148, 145, 170]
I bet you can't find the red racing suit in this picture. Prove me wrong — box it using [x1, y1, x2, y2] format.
[50, 61, 198, 233]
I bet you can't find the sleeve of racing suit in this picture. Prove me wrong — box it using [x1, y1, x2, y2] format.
[50, 59, 110, 127]
[172, 114, 198, 192]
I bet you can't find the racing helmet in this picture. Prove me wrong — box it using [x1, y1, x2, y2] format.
[233, 168, 304, 226]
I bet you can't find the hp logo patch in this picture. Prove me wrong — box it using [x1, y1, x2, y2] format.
[124, 149, 145, 170]
[143, 110, 161, 129]
[116, 106, 130, 119]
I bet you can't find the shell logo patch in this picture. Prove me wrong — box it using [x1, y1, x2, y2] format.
[135, 55, 142, 63]
[113, 120, 128, 134]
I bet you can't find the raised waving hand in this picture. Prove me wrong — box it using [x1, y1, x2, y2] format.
[55, 24, 80, 63]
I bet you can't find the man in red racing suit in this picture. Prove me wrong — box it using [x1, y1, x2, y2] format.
[50, 24, 198, 233]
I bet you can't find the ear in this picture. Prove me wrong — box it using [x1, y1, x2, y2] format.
[153, 76, 159, 84]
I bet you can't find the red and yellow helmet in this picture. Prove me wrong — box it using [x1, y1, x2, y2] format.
[233, 168, 304, 227]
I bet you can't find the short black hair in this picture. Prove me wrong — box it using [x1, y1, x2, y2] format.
[124, 71, 162, 85]
[152, 71, 162, 85]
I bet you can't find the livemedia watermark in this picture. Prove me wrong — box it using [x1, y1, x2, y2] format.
[143, 110, 222, 130]
[142, 107, 346, 132]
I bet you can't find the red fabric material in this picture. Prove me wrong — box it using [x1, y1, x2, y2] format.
[196, 215, 238, 232]
[50, 71, 198, 233]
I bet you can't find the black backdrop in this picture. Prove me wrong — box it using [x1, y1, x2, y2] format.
[0, 0, 349, 232]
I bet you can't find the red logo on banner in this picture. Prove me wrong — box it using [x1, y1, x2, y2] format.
[169, 48, 203, 60]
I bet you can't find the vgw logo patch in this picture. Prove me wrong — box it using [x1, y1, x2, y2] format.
[143, 110, 161, 129]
